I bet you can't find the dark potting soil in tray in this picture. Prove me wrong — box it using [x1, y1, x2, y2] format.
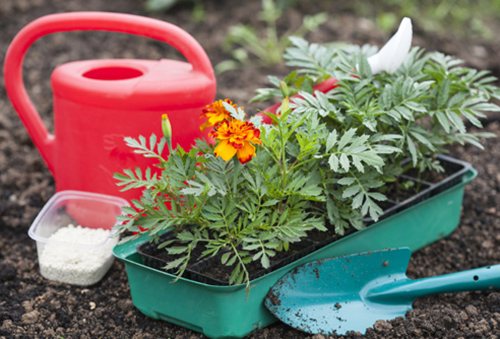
[138, 233, 317, 285]
[362, 178, 432, 225]
[362, 154, 471, 225]
[138, 155, 470, 285]
[190, 238, 317, 284]
[401, 154, 472, 195]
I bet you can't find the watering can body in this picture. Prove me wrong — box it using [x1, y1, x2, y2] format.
[4, 12, 216, 202]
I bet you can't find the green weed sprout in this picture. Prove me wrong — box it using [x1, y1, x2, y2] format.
[216, 0, 327, 73]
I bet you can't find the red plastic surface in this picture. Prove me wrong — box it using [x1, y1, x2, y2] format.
[3, 12, 216, 203]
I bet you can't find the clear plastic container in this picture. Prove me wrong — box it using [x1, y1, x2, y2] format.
[28, 190, 129, 286]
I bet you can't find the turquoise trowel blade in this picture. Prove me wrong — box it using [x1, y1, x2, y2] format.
[265, 248, 412, 335]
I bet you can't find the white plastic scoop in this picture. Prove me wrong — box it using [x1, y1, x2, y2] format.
[368, 17, 413, 75]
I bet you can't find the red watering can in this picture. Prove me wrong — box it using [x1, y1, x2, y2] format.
[3, 12, 216, 203]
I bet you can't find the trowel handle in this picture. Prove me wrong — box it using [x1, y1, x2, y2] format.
[3, 12, 214, 174]
[410, 264, 500, 298]
[370, 264, 500, 303]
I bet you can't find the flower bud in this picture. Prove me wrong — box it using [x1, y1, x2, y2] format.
[280, 97, 290, 114]
[162, 113, 172, 142]
[279, 81, 290, 97]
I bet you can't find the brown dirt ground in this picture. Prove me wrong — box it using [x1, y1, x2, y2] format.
[2, 1, 500, 338]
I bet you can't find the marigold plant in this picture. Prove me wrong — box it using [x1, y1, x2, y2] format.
[114, 98, 333, 291]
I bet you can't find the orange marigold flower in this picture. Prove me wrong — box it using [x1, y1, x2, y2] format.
[200, 99, 237, 131]
[210, 119, 262, 164]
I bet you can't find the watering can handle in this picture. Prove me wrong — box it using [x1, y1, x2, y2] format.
[3, 12, 214, 174]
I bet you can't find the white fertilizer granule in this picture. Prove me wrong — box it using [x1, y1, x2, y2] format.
[38, 224, 118, 286]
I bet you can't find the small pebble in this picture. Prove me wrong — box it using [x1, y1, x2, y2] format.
[21, 310, 39, 324]
[490, 317, 498, 328]
[474, 319, 490, 334]
[374, 320, 393, 331]
[460, 310, 469, 321]
[466, 305, 479, 316]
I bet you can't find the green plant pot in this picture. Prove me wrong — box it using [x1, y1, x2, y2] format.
[113, 160, 477, 339]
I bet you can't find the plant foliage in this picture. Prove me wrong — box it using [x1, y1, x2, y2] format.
[254, 37, 500, 173]
[115, 38, 499, 293]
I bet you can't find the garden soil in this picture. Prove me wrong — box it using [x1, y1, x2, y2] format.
[2, 1, 500, 338]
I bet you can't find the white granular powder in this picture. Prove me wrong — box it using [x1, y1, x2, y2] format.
[38, 224, 117, 286]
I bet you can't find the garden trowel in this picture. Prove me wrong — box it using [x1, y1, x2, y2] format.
[265, 247, 500, 335]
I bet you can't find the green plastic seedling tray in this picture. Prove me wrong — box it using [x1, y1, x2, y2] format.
[113, 166, 476, 339]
